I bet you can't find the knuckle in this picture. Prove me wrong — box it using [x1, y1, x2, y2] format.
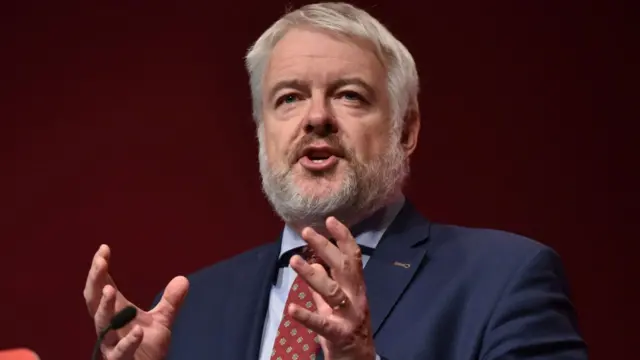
[326, 281, 341, 299]
[342, 331, 356, 345]
[305, 264, 316, 278]
[340, 323, 352, 336]
[341, 258, 350, 271]
[319, 316, 331, 332]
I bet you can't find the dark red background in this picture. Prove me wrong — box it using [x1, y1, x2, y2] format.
[0, 1, 635, 359]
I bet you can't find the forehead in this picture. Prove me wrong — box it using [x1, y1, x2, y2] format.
[263, 27, 386, 90]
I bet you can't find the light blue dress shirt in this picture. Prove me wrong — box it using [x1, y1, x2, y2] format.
[258, 196, 406, 360]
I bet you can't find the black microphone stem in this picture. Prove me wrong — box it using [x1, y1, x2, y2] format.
[91, 306, 137, 360]
[91, 326, 112, 360]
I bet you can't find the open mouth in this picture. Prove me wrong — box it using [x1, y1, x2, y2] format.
[299, 147, 341, 171]
[305, 150, 333, 163]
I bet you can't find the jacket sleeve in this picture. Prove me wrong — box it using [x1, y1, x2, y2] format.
[479, 247, 588, 359]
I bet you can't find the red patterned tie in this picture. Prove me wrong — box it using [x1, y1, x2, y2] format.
[271, 247, 323, 360]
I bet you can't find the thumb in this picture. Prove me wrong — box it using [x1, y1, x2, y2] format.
[153, 276, 189, 327]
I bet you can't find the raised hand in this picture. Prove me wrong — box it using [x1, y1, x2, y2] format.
[84, 245, 189, 360]
[288, 217, 376, 360]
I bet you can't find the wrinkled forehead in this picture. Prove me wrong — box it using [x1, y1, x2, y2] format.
[263, 27, 387, 93]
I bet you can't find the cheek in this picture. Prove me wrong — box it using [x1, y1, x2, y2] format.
[263, 122, 295, 165]
[264, 135, 283, 165]
[348, 127, 392, 162]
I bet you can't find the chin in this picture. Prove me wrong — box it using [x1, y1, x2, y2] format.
[296, 178, 343, 197]
[292, 171, 345, 197]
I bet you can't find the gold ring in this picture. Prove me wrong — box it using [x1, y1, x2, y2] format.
[333, 298, 347, 310]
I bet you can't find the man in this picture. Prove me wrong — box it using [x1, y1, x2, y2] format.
[83, 2, 587, 360]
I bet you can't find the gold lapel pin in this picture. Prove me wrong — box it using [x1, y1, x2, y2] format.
[393, 261, 411, 269]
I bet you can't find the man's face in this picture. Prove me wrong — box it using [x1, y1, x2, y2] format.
[258, 27, 410, 228]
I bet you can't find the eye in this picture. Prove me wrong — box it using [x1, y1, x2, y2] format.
[339, 91, 366, 103]
[275, 93, 301, 107]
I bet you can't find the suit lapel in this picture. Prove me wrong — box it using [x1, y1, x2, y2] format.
[218, 238, 281, 360]
[364, 201, 431, 335]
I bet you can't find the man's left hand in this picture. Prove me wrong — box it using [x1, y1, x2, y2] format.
[288, 216, 376, 360]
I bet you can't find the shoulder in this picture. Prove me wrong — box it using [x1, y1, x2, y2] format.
[426, 226, 586, 357]
[430, 222, 552, 257]
[150, 242, 278, 308]
[399, 201, 557, 270]
[413, 223, 574, 323]
[426, 222, 564, 282]
[186, 241, 277, 285]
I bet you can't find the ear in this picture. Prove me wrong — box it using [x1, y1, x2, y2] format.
[400, 105, 421, 156]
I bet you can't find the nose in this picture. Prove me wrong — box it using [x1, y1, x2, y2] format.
[302, 96, 337, 136]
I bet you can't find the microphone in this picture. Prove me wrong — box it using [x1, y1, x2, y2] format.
[91, 306, 138, 360]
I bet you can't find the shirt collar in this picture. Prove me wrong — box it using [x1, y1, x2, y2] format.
[279, 195, 406, 259]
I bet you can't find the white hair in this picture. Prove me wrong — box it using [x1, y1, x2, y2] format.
[244, 2, 420, 133]
[247, 2, 416, 229]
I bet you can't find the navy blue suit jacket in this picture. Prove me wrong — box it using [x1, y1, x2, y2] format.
[156, 201, 587, 359]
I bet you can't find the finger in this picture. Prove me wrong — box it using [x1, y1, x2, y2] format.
[291, 258, 349, 310]
[326, 217, 362, 262]
[84, 244, 113, 314]
[288, 303, 347, 343]
[326, 217, 365, 288]
[300, 226, 344, 270]
[311, 286, 337, 316]
[95, 285, 119, 348]
[310, 279, 360, 325]
[106, 325, 143, 360]
[152, 276, 189, 328]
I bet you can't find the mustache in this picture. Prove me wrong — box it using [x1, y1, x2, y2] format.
[289, 134, 349, 164]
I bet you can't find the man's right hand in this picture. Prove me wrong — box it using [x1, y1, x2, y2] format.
[84, 245, 189, 360]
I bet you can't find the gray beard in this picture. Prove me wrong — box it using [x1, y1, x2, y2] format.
[257, 126, 409, 231]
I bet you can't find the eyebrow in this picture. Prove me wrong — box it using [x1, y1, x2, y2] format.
[267, 79, 309, 101]
[267, 77, 377, 102]
[328, 78, 377, 100]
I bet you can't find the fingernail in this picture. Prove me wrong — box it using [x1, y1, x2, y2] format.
[301, 227, 315, 237]
[289, 255, 302, 267]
